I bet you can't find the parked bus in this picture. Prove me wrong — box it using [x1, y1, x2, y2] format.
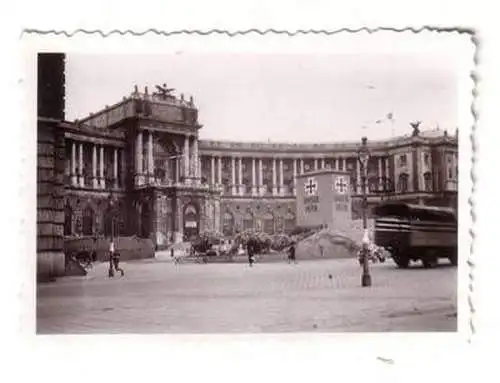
[373, 202, 457, 268]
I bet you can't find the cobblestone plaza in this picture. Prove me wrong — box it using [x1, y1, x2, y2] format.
[37, 258, 457, 333]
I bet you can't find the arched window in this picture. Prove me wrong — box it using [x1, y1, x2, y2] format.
[64, 204, 73, 236]
[82, 206, 95, 236]
[222, 211, 234, 236]
[424, 172, 433, 191]
[398, 173, 409, 193]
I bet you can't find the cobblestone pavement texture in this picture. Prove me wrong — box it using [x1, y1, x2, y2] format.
[37, 256, 457, 333]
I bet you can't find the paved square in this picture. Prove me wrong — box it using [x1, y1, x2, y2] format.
[37, 258, 457, 333]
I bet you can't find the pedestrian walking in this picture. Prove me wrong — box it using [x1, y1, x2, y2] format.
[247, 240, 255, 267]
[108, 240, 124, 277]
[288, 242, 297, 264]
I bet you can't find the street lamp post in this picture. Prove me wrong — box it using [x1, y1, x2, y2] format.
[358, 136, 372, 287]
[108, 191, 117, 277]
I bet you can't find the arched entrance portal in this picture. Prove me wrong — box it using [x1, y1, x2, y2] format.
[183, 203, 200, 241]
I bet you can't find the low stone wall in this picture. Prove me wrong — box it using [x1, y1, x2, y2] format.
[64, 236, 155, 262]
[296, 219, 375, 260]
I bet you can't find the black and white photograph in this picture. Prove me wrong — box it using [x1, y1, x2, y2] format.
[34, 31, 473, 334]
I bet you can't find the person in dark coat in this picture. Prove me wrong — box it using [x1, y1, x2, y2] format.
[247, 240, 255, 267]
[108, 240, 124, 277]
[288, 242, 297, 264]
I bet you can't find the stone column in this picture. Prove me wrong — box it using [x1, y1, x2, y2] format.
[78, 142, 84, 187]
[272, 158, 277, 196]
[92, 144, 98, 189]
[378, 156, 383, 191]
[217, 156, 222, 184]
[211, 156, 215, 185]
[279, 158, 284, 196]
[71, 141, 77, 186]
[293, 158, 297, 195]
[315, 158, 319, 170]
[113, 148, 119, 189]
[343, 158, 347, 172]
[356, 158, 361, 194]
[238, 157, 243, 196]
[99, 145, 105, 189]
[251, 157, 256, 196]
[385, 157, 390, 184]
[135, 130, 144, 185]
[300, 158, 304, 174]
[214, 199, 221, 233]
[184, 135, 190, 181]
[321, 158, 325, 169]
[258, 158, 263, 196]
[147, 130, 154, 183]
[192, 138, 199, 180]
[231, 156, 236, 195]
[120, 148, 126, 188]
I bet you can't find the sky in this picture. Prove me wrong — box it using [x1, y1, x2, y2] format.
[65, 34, 473, 143]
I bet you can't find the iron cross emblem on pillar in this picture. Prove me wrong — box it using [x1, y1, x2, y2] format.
[305, 177, 318, 196]
[335, 176, 348, 194]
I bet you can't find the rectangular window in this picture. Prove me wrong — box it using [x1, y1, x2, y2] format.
[399, 154, 407, 167]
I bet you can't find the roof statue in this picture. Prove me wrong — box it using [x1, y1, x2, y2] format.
[154, 83, 176, 99]
[410, 121, 421, 137]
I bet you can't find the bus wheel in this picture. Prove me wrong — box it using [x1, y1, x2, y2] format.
[422, 252, 438, 269]
[393, 253, 409, 269]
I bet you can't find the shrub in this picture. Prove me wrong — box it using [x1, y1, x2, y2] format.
[233, 230, 272, 254]
[270, 233, 293, 251]
[191, 231, 224, 253]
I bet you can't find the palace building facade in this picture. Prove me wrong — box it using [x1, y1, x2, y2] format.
[59, 85, 458, 249]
